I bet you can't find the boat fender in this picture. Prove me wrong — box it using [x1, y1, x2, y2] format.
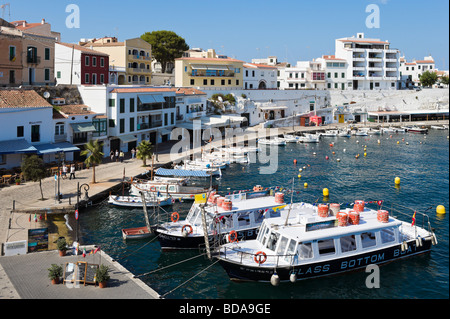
[401, 241, 407, 252]
[289, 272, 297, 283]
[254, 251, 267, 265]
[171, 212, 180, 223]
[228, 230, 238, 243]
[270, 272, 280, 286]
[415, 237, 422, 247]
[431, 233, 438, 246]
[181, 224, 193, 237]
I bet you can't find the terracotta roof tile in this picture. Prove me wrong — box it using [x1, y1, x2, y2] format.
[415, 60, 434, 64]
[59, 104, 96, 115]
[57, 42, 109, 56]
[0, 89, 52, 109]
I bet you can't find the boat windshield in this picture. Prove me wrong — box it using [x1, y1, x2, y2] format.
[186, 205, 201, 225]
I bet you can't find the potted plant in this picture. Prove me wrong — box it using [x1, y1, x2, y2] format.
[48, 264, 63, 285]
[15, 178, 21, 185]
[56, 237, 68, 256]
[96, 264, 110, 288]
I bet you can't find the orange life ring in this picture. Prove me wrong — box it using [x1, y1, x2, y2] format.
[150, 186, 156, 192]
[171, 212, 179, 223]
[228, 230, 238, 243]
[254, 251, 267, 264]
[181, 224, 193, 235]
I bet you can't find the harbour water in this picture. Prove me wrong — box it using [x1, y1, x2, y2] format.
[79, 130, 449, 299]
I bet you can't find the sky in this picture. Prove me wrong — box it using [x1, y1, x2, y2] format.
[7, 0, 450, 69]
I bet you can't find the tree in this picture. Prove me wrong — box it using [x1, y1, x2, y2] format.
[419, 71, 438, 87]
[141, 30, 189, 74]
[441, 76, 449, 86]
[136, 140, 153, 166]
[81, 140, 104, 183]
[21, 155, 47, 200]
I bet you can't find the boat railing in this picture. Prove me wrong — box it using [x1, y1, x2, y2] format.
[390, 203, 434, 233]
[220, 246, 298, 267]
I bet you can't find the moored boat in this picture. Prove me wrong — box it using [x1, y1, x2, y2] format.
[216, 201, 437, 283]
[122, 226, 152, 239]
[298, 133, 320, 143]
[407, 126, 428, 134]
[258, 138, 287, 146]
[108, 195, 173, 208]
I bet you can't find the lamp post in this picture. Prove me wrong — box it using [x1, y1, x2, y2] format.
[75, 182, 90, 242]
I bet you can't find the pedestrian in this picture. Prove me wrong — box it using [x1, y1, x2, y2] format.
[110, 150, 114, 162]
[131, 148, 136, 159]
[62, 164, 68, 179]
[115, 150, 119, 162]
[119, 151, 124, 163]
[69, 164, 76, 180]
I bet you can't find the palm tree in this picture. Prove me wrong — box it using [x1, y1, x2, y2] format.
[21, 155, 47, 200]
[136, 140, 153, 166]
[81, 140, 104, 183]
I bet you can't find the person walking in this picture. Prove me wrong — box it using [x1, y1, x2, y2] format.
[110, 150, 114, 162]
[115, 150, 119, 162]
[119, 151, 125, 163]
[62, 164, 68, 180]
[131, 148, 136, 159]
[69, 164, 76, 180]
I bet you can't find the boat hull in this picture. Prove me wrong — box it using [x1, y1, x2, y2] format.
[108, 195, 172, 207]
[218, 237, 432, 282]
[122, 226, 153, 239]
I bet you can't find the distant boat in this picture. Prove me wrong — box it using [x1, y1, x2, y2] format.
[283, 134, 301, 142]
[320, 130, 338, 137]
[337, 130, 351, 137]
[408, 126, 428, 134]
[298, 133, 320, 143]
[258, 138, 287, 146]
[108, 195, 173, 208]
[431, 125, 445, 130]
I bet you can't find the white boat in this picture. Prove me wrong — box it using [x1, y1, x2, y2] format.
[365, 128, 381, 135]
[108, 195, 173, 208]
[155, 189, 287, 250]
[283, 134, 301, 142]
[185, 158, 228, 170]
[258, 138, 287, 146]
[355, 129, 368, 136]
[337, 130, 351, 137]
[320, 130, 338, 137]
[130, 179, 210, 200]
[407, 126, 428, 134]
[217, 201, 437, 283]
[431, 125, 445, 130]
[298, 133, 320, 143]
[174, 163, 221, 175]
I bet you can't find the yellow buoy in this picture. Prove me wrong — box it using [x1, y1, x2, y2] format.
[395, 177, 401, 185]
[323, 188, 329, 197]
[436, 205, 446, 215]
[364, 152, 367, 157]
[397, 141, 400, 144]
[304, 182, 308, 188]
[298, 174, 301, 178]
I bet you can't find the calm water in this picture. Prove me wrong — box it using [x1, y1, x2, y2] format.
[79, 129, 449, 299]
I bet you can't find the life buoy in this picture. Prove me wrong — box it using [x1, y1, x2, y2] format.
[150, 186, 156, 192]
[228, 230, 238, 243]
[171, 212, 179, 223]
[181, 224, 193, 235]
[254, 251, 267, 264]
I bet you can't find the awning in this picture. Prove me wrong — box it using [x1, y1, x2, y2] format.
[190, 64, 208, 70]
[155, 168, 211, 177]
[207, 65, 230, 70]
[34, 142, 80, 155]
[138, 94, 165, 104]
[258, 106, 288, 111]
[70, 122, 96, 133]
[119, 135, 138, 143]
[159, 128, 173, 136]
[0, 139, 37, 155]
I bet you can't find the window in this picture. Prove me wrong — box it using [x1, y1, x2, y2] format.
[327, 72, 331, 78]
[266, 232, 279, 251]
[92, 57, 97, 66]
[327, 83, 331, 89]
[9, 46, 16, 61]
[100, 74, 104, 83]
[318, 239, 336, 256]
[44, 69, 50, 81]
[334, 72, 338, 78]
[334, 83, 338, 89]
[31, 125, 40, 142]
[203, 79, 207, 85]
[235, 68, 240, 73]
[340, 235, 356, 253]
[298, 242, 313, 259]
[342, 73, 345, 78]
[285, 239, 297, 262]
[55, 123, 64, 135]
[237, 212, 252, 227]
[57, 71, 61, 79]
[130, 98, 135, 112]
[17, 126, 24, 137]
[361, 232, 377, 248]
[342, 83, 345, 90]
[108, 119, 115, 127]
[276, 236, 289, 254]
[45, 48, 50, 60]
[190, 79, 195, 85]
[210, 79, 215, 85]
[380, 228, 396, 244]
[100, 58, 104, 67]
[85, 73, 89, 83]
[171, 113, 174, 125]
[120, 99, 125, 113]
[221, 79, 225, 85]
[129, 117, 135, 132]
[85, 56, 89, 66]
[236, 79, 239, 85]
[109, 99, 115, 107]
[119, 119, 125, 133]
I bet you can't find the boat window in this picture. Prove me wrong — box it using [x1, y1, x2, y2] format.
[276, 236, 289, 254]
[266, 232, 279, 251]
[257, 224, 266, 242]
[340, 235, 357, 253]
[284, 239, 297, 263]
[361, 232, 377, 248]
[187, 206, 200, 224]
[237, 211, 252, 227]
[298, 242, 313, 260]
[380, 227, 396, 244]
[217, 214, 233, 230]
[318, 239, 336, 256]
[254, 210, 265, 224]
[260, 225, 270, 246]
[159, 186, 167, 192]
[168, 185, 176, 192]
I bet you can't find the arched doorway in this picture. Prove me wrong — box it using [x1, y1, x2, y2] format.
[118, 75, 125, 85]
[258, 81, 267, 89]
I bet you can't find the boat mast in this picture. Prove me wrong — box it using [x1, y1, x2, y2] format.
[140, 191, 152, 232]
[284, 177, 295, 226]
[200, 202, 212, 260]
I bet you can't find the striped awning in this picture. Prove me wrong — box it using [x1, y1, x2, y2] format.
[155, 168, 211, 177]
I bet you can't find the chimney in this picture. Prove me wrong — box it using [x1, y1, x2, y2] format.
[41, 19, 45, 24]
[23, 21, 26, 27]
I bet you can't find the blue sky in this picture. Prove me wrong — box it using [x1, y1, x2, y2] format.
[10, 0, 450, 69]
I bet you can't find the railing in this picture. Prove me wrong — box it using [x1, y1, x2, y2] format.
[27, 56, 41, 64]
[220, 246, 299, 267]
[132, 68, 151, 73]
[54, 133, 67, 143]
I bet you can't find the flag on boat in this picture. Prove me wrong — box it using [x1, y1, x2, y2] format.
[411, 211, 416, 226]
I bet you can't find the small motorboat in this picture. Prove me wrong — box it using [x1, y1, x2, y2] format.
[122, 226, 152, 240]
[298, 133, 320, 143]
[320, 130, 338, 137]
[431, 125, 445, 130]
[337, 130, 351, 137]
[258, 138, 287, 146]
[408, 126, 428, 134]
[283, 134, 301, 143]
[108, 195, 173, 208]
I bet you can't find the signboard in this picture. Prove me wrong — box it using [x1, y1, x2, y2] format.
[27, 228, 48, 253]
[4, 240, 27, 256]
[63, 262, 99, 286]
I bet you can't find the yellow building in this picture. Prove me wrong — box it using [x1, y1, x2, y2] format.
[81, 37, 152, 85]
[175, 56, 244, 89]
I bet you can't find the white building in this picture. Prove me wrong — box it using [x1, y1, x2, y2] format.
[399, 55, 436, 88]
[335, 32, 400, 90]
[315, 55, 348, 90]
[278, 60, 326, 90]
[243, 63, 277, 89]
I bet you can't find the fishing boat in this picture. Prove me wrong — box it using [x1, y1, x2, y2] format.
[108, 194, 173, 208]
[216, 201, 437, 283]
[407, 126, 428, 134]
[298, 133, 320, 143]
[320, 130, 338, 137]
[154, 189, 287, 250]
[258, 138, 287, 146]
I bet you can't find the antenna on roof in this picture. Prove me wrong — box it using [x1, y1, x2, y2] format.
[0, 3, 11, 20]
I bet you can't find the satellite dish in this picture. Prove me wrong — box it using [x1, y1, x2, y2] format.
[43, 91, 50, 99]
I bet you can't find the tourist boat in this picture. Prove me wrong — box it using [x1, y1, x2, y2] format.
[320, 130, 338, 137]
[108, 194, 173, 208]
[184, 158, 228, 170]
[130, 179, 210, 200]
[216, 201, 437, 283]
[174, 162, 221, 176]
[298, 133, 320, 143]
[258, 138, 287, 146]
[154, 189, 287, 250]
[407, 126, 428, 134]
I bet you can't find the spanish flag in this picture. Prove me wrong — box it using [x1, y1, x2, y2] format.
[411, 211, 416, 226]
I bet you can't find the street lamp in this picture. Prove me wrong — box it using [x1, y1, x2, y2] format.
[75, 182, 90, 242]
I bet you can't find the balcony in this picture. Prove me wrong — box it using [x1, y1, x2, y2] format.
[128, 53, 151, 61]
[137, 121, 163, 131]
[54, 133, 67, 143]
[385, 58, 398, 63]
[189, 72, 235, 77]
[353, 56, 365, 62]
[27, 55, 41, 64]
[186, 111, 207, 120]
[130, 68, 152, 74]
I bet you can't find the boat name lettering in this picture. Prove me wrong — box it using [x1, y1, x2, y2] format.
[293, 264, 330, 275]
[341, 253, 385, 269]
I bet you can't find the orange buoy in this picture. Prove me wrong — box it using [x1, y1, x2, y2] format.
[222, 199, 233, 211]
[275, 192, 285, 204]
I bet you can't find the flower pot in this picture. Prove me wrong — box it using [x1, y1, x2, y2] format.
[98, 281, 107, 288]
[51, 278, 60, 285]
[59, 250, 66, 257]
